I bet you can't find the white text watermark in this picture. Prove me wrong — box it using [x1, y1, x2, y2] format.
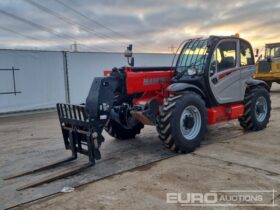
[166, 190, 277, 207]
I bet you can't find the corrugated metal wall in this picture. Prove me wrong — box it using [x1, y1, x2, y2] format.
[0, 50, 173, 113]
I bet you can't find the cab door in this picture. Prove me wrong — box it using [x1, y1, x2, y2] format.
[209, 39, 243, 104]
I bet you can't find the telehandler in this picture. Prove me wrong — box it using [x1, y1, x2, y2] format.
[5, 35, 271, 190]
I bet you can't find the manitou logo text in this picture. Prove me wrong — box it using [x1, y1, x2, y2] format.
[143, 77, 168, 85]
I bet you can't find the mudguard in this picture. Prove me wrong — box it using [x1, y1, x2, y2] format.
[167, 83, 206, 98]
[246, 78, 270, 90]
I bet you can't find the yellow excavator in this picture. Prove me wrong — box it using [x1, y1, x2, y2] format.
[254, 42, 280, 89]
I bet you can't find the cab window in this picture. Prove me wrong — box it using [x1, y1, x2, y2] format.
[271, 47, 280, 58]
[240, 41, 254, 66]
[275, 47, 280, 57]
[210, 41, 237, 75]
[266, 46, 280, 58]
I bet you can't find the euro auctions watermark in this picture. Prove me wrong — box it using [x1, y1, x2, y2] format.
[166, 190, 278, 207]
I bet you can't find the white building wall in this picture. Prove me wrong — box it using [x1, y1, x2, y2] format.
[0, 50, 173, 113]
[0, 50, 66, 113]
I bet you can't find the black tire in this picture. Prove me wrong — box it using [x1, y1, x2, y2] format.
[105, 119, 144, 140]
[157, 92, 207, 153]
[239, 86, 271, 131]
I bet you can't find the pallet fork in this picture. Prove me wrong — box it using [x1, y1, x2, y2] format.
[4, 103, 104, 190]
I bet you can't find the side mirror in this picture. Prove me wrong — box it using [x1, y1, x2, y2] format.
[255, 48, 259, 57]
[124, 44, 133, 58]
[124, 44, 134, 67]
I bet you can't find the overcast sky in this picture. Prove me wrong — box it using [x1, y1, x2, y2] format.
[0, 0, 279, 53]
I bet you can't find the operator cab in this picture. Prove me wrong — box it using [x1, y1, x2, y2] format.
[172, 35, 255, 106]
[265, 43, 280, 61]
[257, 43, 280, 75]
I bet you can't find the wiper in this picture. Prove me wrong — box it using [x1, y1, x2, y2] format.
[175, 65, 192, 79]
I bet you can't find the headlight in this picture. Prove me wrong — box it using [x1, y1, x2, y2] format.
[187, 67, 197, 75]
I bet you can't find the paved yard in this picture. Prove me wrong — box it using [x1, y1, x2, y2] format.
[1, 85, 280, 210]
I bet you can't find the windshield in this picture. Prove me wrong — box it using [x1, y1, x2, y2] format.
[176, 38, 209, 74]
[266, 46, 280, 58]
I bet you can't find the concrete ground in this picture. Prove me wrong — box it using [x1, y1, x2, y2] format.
[2, 84, 280, 210]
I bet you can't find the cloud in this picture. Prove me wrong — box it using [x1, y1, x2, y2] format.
[0, 0, 279, 52]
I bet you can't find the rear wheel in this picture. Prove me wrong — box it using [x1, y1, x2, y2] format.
[105, 119, 144, 140]
[157, 92, 207, 153]
[239, 86, 271, 131]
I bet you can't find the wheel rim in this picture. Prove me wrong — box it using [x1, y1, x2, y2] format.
[255, 96, 268, 122]
[179, 105, 201, 140]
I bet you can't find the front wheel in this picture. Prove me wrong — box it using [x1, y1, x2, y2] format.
[105, 119, 144, 140]
[239, 86, 271, 131]
[157, 92, 207, 153]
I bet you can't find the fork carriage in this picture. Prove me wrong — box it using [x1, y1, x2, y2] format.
[57, 103, 104, 164]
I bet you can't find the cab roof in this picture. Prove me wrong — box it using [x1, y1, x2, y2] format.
[266, 43, 280, 48]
